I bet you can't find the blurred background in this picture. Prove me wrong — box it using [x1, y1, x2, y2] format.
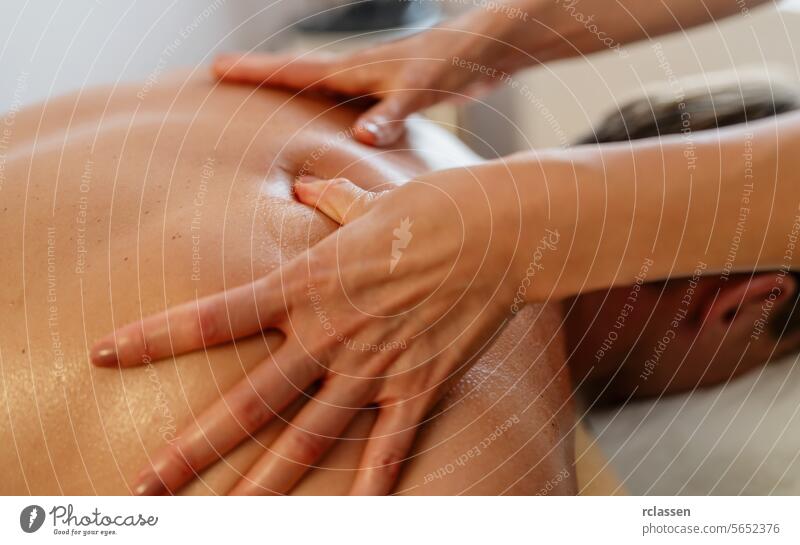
[4, 0, 800, 495]
[3, 0, 800, 156]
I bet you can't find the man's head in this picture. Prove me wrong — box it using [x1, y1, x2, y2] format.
[569, 75, 800, 401]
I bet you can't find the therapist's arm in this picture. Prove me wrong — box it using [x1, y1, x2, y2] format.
[213, 0, 775, 146]
[524, 0, 774, 63]
[490, 108, 800, 301]
[293, 107, 800, 304]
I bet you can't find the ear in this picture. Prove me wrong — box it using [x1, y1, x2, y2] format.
[703, 273, 796, 329]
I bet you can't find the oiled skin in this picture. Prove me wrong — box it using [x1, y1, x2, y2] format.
[0, 73, 575, 495]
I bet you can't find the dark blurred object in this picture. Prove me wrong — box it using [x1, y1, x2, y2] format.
[577, 76, 800, 144]
[296, 0, 440, 32]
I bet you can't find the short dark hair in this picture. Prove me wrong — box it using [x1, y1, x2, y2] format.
[578, 74, 800, 338]
[577, 76, 800, 144]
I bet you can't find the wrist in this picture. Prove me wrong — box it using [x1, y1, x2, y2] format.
[516, 140, 711, 301]
[459, 153, 590, 304]
[496, 148, 625, 303]
[443, 1, 543, 72]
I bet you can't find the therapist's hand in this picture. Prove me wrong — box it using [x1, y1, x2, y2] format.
[212, 6, 534, 147]
[90, 162, 556, 496]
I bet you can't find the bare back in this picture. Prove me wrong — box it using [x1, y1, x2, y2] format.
[0, 73, 577, 495]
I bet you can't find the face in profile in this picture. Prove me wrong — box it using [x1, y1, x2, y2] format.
[569, 78, 800, 404]
[567, 271, 800, 402]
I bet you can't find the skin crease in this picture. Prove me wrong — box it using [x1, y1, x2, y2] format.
[0, 72, 588, 495]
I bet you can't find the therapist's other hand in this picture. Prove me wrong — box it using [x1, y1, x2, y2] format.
[91, 163, 550, 496]
[212, 7, 532, 147]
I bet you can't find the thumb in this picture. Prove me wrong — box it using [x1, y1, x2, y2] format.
[354, 90, 426, 147]
[294, 176, 385, 225]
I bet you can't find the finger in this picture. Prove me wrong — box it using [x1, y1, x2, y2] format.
[294, 176, 385, 225]
[353, 91, 427, 146]
[213, 52, 337, 89]
[349, 399, 428, 496]
[90, 272, 283, 367]
[460, 79, 501, 101]
[229, 375, 375, 495]
[131, 341, 321, 495]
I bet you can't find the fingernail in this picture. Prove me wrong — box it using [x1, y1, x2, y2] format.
[132, 470, 165, 496]
[90, 341, 118, 367]
[360, 121, 387, 146]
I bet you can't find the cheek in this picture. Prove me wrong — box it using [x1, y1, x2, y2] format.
[693, 317, 749, 355]
[621, 290, 683, 344]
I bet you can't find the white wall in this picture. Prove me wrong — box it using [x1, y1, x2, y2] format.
[511, 2, 800, 149]
[0, 0, 313, 112]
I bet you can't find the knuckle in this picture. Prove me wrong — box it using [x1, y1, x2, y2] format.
[372, 449, 404, 471]
[366, 449, 404, 487]
[401, 67, 436, 91]
[254, 275, 279, 310]
[329, 177, 351, 188]
[237, 396, 274, 431]
[196, 301, 223, 345]
[305, 248, 336, 289]
[275, 346, 322, 383]
[162, 441, 195, 480]
[299, 352, 327, 383]
[321, 57, 344, 79]
[335, 66, 375, 94]
[321, 59, 352, 86]
[285, 431, 326, 464]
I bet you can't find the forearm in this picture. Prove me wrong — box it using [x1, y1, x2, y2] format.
[452, 0, 775, 67]
[586, 110, 800, 288]
[498, 110, 800, 301]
